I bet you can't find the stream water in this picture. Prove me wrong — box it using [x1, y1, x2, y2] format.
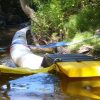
[0, 53, 67, 100]
[0, 53, 100, 100]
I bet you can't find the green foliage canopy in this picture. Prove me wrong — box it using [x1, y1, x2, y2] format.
[31, 0, 100, 45]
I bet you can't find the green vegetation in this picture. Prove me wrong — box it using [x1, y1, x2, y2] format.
[31, 0, 100, 54]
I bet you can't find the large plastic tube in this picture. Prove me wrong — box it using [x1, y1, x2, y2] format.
[10, 26, 43, 69]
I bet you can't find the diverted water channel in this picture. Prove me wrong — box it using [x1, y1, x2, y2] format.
[0, 26, 100, 100]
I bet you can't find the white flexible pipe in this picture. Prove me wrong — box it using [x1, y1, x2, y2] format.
[10, 26, 43, 69]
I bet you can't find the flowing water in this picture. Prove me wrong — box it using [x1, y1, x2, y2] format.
[0, 53, 100, 100]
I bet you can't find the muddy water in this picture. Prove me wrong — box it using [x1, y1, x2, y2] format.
[1, 54, 100, 100]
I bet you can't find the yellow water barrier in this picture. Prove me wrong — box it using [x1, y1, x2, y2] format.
[56, 61, 100, 77]
[0, 60, 100, 77]
[0, 64, 55, 75]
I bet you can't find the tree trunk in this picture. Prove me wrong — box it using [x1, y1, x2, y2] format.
[19, 0, 38, 23]
[19, 0, 40, 46]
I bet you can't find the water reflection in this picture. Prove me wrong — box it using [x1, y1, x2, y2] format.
[0, 73, 67, 100]
[1, 72, 100, 99]
[59, 74, 100, 100]
[1, 53, 100, 99]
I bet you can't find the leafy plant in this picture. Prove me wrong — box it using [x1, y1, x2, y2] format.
[31, 0, 100, 54]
